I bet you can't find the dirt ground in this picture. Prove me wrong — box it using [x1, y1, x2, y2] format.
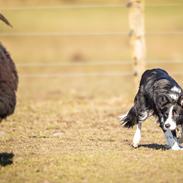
[1, 76, 183, 183]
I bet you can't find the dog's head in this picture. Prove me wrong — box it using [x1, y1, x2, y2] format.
[163, 97, 183, 131]
[158, 94, 183, 130]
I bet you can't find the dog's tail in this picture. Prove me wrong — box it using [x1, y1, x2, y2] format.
[119, 106, 137, 128]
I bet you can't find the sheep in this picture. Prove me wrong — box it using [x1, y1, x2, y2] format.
[0, 13, 18, 121]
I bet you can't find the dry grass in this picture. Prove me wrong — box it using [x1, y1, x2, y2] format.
[0, 1, 183, 182]
[1, 76, 183, 183]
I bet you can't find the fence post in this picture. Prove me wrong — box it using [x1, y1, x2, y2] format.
[127, 0, 146, 90]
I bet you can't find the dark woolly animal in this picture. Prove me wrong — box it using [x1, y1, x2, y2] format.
[0, 14, 18, 121]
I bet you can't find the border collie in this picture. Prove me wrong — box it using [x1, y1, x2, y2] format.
[119, 68, 183, 150]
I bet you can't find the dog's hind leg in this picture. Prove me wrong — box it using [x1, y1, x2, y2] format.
[133, 123, 142, 148]
[132, 110, 151, 148]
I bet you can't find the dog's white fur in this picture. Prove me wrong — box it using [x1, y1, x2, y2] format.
[164, 105, 177, 131]
[133, 123, 142, 148]
[171, 86, 181, 94]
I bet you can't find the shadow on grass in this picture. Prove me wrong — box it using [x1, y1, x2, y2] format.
[0, 152, 14, 166]
[139, 144, 167, 150]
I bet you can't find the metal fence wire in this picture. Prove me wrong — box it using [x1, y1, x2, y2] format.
[1, 3, 183, 78]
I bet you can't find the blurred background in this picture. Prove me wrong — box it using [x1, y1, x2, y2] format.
[0, 0, 183, 102]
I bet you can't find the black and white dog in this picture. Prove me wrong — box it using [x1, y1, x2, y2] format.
[120, 68, 183, 150]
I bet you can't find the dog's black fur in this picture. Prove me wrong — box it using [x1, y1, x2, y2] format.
[121, 68, 183, 132]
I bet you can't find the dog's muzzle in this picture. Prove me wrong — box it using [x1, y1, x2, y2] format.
[164, 121, 176, 130]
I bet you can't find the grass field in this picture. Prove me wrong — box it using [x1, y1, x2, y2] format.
[1, 0, 183, 183]
[1, 76, 183, 183]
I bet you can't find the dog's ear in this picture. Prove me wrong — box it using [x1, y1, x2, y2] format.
[178, 95, 183, 107]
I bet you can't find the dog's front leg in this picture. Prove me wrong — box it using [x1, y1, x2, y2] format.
[177, 124, 183, 144]
[132, 123, 142, 148]
[164, 129, 183, 150]
[159, 117, 182, 150]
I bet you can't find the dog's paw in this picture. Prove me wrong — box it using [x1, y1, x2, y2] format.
[171, 143, 183, 151]
[132, 143, 139, 148]
[171, 147, 183, 150]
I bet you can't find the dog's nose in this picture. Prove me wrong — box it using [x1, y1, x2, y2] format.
[165, 123, 171, 128]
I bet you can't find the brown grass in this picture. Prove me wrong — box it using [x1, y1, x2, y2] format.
[0, 1, 183, 182]
[0, 76, 183, 183]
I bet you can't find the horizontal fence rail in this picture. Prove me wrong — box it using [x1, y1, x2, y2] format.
[19, 72, 183, 78]
[1, 3, 183, 79]
[20, 72, 133, 78]
[1, 4, 183, 11]
[1, 32, 183, 37]
[18, 60, 183, 78]
[17, 60, 183, 68]
[17, 61, 130, 67]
